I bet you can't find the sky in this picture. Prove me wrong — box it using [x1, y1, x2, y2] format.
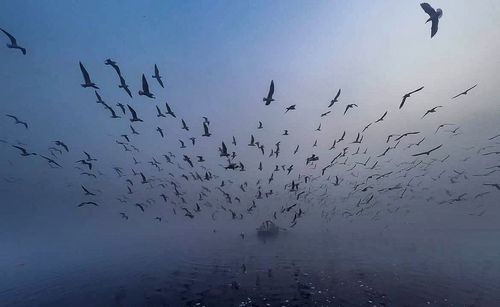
[1, 0, 500, 239]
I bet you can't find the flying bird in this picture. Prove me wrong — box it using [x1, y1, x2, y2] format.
[0, 28, 26, 55]
[202, 122, 211, 137]
[328, 89, 341, 107]
[127, 105, 143, 122]
[400, 86, 424, 109]
[375, 111, 387, 123]
[118, 75, 132, 98]
[79, 62, 99, 89]
[285, 105, 296, 113]
[78, 202, 99, 207]
[420, 3, 443, 38]
[451, 84, 478, 99]
[263, 80, 275, 105]
[152, 64, 164, 88]
[12, 145, 36, 156]
[5, 114, 28, 129]
[422, 106, 442, 118]
[138, 74, 154, 98]
[412, 144, 443, 156]
[344, 104, 358, 115]
[54, 141, 69, 152]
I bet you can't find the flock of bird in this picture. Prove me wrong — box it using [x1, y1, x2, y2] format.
[1, 3, 499, 229]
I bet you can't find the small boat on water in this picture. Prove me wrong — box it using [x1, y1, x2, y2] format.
[257, 220, 280, 236]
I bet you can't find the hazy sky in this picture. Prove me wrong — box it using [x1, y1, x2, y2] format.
[1, 1, 500, 237]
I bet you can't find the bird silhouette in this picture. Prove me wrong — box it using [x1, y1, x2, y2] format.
[420, 2, 443, 38]
[452, 84, 478, 99]
[263, 80, 275, 105]
[138, 74, 154, 98]
[0, 28, 26, 54]
[79, 62, 99, 89]
[152, 64, 164, 88]
[400, 86, 424, 109]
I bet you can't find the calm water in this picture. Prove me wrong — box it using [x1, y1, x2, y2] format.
[1, 226, 499, 306]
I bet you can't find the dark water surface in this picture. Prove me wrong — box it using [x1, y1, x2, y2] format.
[1, 226, 499, 306]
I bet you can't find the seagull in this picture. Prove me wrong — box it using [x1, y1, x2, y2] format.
[412, 144, 443, 156]
[285, 105, 296, 113]
[400, 86, 424, 109]
[12, 145, 36, 156]
[104, 58, 121, 75]
[78, 202, 99, 207]
[328, 89, 341, 107]
[164, 102, 176, 118]
[81, 185, 95, 196]
[375, 111, 387, 123]
[181, 119, 189, 131]
[118, 75, 132, 98]
[54, 141, 69, 152]
[135, 203, 145, 212]
[202, 122, 211, 137]
[152, 64, 164, 88]
[40, 155, 62, 167]
[127, 105, 143, 122]
[138, 74, 154, 98]
[344, 104, 358, 115]
[420, 3, 443, 38]
[263, 80, 275, 105]
[321, 111, 331, 117]
[0, 28, 26, 55]
[452, 84, 478, 99]
[422, 106, 442, 118]
[435, 123, 454, 134]
[258, 121, 263, 129]
[156, 105, 166, 117]
[156, 127, 164, 138]
[483, 183, 500, 190]
[5, 114, 28, 129]
[79, 62, 99, 89]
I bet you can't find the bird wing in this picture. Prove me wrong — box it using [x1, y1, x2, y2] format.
[154, 64, 159, 76]
[466, 84, 478, 92]
[127, 105, 138, 118]
[334, 88, 341, 100]
[79, 62, 91, 83]
[0, 28, 17, 44]
[420, 3, 436, 16]
[399, 96, 407, 109]
[268, 80, 274, 97]
[411, 86, 424, 94]
[142, 74, 149, 92]
[430, 18, 439, 38]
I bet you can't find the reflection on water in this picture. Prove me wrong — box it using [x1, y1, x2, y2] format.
[1, 227, 499, 306]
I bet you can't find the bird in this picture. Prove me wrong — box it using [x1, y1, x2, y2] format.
[135, 203, 145, 212]
[81, 185, 95, 196]
[39, 155, 62, 168]
[285, 105, 296, 113]
[118, 75, 132, 98]
[0, 28, 26, 55]
[321, 111, 331, 117]
[263, 80, 275, 105]
[452, 84, 478, 99]
[152, 64, 164, 88]
[78, 202, 99, 207]
[104, 58, 121, 75]
[435, 123, 454, 134]
[202, 122, 211, 137]
[156, 127, 164, 138]
[422, 106, 442, 118]
[165, 102, 176, 118]
[400, 86, 424, 109]
[54, 141, 69, 152]
[420, 3, 443, 38]
[127, 105, 143, 122]
[412, 144, 443, 156]
[79, 62, 99, 89]
[258, 121, 263, 129]
[328, 89, 341, 107]
[375, 111, 387, 123]
[12, 145, 36, 156]
[5, 114, 28, 129]
[344, 104, 358, 115]
[483, 183, 500, 190]
[156, 105, 166, 117]
[181, 119, 189, 131]
[138, 74, 154, 98]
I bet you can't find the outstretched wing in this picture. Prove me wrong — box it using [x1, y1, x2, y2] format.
[142, 74, 149, 92]
[420, 3, 436, 17]
[430, 18, 439, 38]
[79, 62, 91, 83]
[0, 28, 17, 44]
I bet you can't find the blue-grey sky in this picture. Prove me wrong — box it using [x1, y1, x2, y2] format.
[1, 0, 500, 237]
